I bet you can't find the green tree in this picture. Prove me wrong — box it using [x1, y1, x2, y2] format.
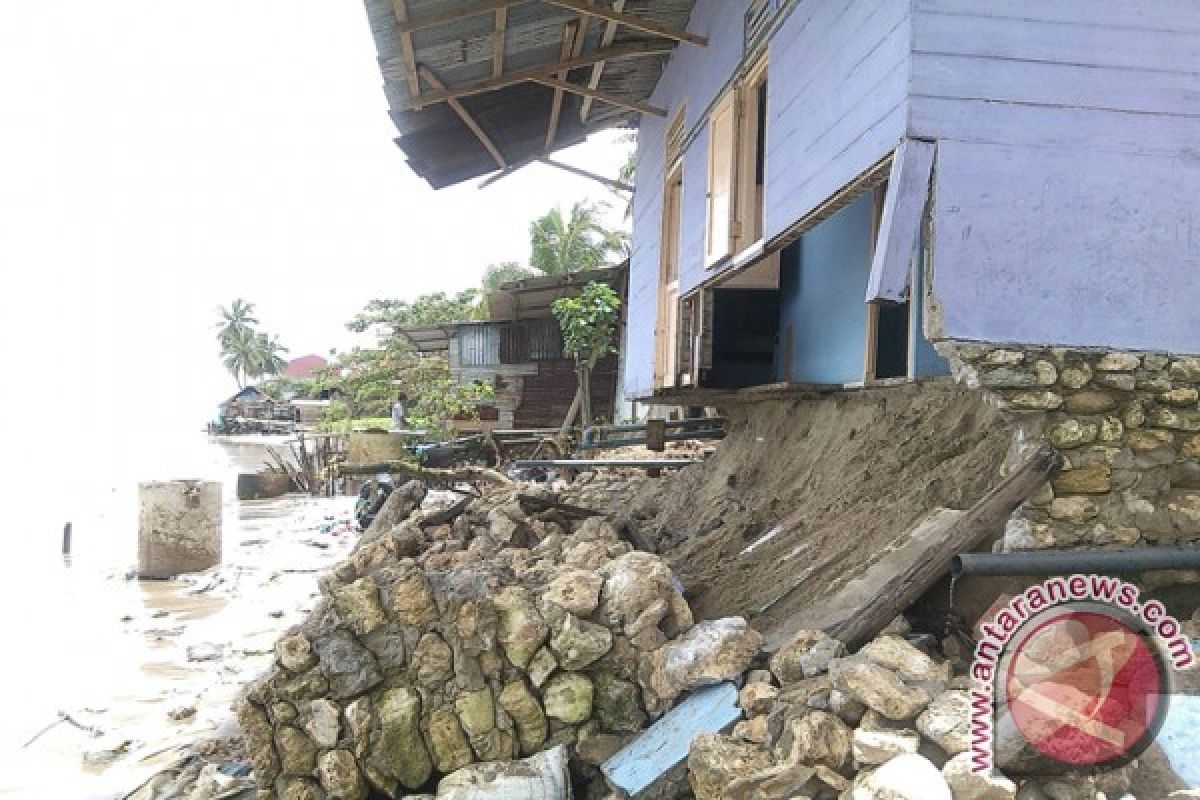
[252, 333, 289, 379]
[347, 289, 485, 338]
[482, 261, 536, 291]
[551, 281, 622, 428]
[220, 325, 260, 388]
[215, 298, 259, 347]
[529, 202, 627, 276]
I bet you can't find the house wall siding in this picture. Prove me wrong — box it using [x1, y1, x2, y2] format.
[623, 0, 914, 398]
[911, 0, 1200, 352]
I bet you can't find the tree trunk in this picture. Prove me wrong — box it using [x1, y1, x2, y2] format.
[578, 360, 594, 431]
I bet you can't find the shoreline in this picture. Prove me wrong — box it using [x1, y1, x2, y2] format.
[1, 492, 360, 800]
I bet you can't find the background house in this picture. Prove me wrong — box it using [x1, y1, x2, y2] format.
[400, 266, 626, 430]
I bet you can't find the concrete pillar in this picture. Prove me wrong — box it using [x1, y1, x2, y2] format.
[138, 480, 222, 579]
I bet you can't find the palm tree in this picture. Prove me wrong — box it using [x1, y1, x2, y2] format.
[252, 333, 289, 380]
[215, 299, 259, 347]
[529, 202, 627, 276]
[220, 325, 260, 388]
[482, 261, 537, 291]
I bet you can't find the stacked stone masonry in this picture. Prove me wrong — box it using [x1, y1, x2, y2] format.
[938, 344, 1200, 552]
[236, 482, 761, 800]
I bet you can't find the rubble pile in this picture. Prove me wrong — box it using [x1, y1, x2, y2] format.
[236, 480, 761, 800]
[687, 623, 1145, 800]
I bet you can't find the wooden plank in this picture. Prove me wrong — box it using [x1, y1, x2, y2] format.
[541, 0, 707, 46]
[602, 683, 741, 796]
[545, 22, 579, 150]
[492, 6, 508, 78]
[866, 138, 935, 302]
[764, 444, 1063, 652]
[579, 0, 626, 122]
[914, 0, 1200, 35]
[912, 52, 1200, 118]
[531, 75, 666, 116]
[912, 10, 1200, 73]
[418, 66, 507, 169]
[391, 0, 422, 99]
[413, 42, 674, 106]
[397, 0, 519, 35]
[539, 157, 633, 191]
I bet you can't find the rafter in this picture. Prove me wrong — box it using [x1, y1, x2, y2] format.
[541, 157, 633, 192]
[411, 41, 674, 107]
[532, 75, 666, 116]
[392, 0, 422, 99]
[418, 65, 506, 169]
[397, 0, 518, 35]
[580, 0, 626, 122]
[541, 0, 706, 46]
[545, 22, 579, 150]
[492, 6, 508, 78]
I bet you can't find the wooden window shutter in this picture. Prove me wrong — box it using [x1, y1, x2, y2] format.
[705, 91, 738, 266]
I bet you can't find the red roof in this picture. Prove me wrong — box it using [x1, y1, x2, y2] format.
[285, 355, 328, 379]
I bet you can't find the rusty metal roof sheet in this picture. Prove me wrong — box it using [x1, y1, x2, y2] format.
[362, 0, 698, 188]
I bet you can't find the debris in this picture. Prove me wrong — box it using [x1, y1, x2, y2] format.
[186, 643, 224, 662]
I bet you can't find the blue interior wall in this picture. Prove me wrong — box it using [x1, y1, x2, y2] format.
[775, 193, 874, 384]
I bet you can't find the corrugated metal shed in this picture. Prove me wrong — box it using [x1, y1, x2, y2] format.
[361, 0, 701, 188]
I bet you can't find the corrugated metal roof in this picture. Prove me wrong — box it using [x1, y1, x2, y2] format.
[361, 0, 699, 188]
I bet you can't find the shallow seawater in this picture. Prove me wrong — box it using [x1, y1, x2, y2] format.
[0, 433, 358, 799]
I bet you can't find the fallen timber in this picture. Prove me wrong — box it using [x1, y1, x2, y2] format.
[337, 460, 511, 485]
[511, 458, 701, 471]
[764, 443, 1063, 652]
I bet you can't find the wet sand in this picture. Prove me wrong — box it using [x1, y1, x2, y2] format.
[0, 438, 358, 799]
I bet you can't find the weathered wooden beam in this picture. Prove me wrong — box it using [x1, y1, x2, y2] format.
[531, 75, 666, 117]
[340, 460, 512, 485]
[492, 6, 508, 78]
[412, 42, 674, 107]
[418, 65, 507, 169]
[580, 0, 626, 122]
[391, 0, 422, 99]
[396, 0, 519, 35]
[540, 157, 633, 192]
[764, 444, 1063, 652]
[545, 22, 579, 150]
[541, 0, 707, 46]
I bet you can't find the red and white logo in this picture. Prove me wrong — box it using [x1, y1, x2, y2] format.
[997, 605, 1170, 768]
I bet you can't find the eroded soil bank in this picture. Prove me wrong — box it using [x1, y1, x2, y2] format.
[622, 383, 1017, 636]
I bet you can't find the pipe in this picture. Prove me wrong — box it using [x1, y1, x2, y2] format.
[511, 459, 701, 470]
[952, 546, 1200, 577]
[579, 429, 727, 450]
[580, 418, 727, 448]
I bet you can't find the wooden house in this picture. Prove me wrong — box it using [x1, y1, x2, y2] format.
[398, 267, 625, 430]
[360, 0, 1200, 401]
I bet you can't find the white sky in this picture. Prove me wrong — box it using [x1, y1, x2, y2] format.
[0, 0, 630, 456]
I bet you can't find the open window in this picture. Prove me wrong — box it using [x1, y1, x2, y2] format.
[705, 56, 768, 267]
[655, 167, 683, 388]
[655, 108, 686, 389]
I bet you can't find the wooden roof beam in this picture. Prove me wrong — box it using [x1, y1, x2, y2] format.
[532, 75, 666, 116]
[397, 0, 520, 35]
[545, 22, 580, 150]
[540, 0, 707, 47]
[418, 65, 507, 169]
[392, 0, 422, 98]
[412, 41, 674, 107]
[492, 6, 508, 78]
[580, 0, 626, 122]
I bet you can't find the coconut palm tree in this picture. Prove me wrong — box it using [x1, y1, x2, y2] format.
[220, 325, 260, 388]
[482, 261, 536, 291]
[215, 298, 259, 347]
[529, 202, 627, 276]
[252, 333, 289, 380]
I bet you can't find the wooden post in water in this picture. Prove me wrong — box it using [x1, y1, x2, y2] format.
[62, 522, 72, 557]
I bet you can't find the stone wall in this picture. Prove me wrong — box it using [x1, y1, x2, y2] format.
[937, 344, 1200, 552]
[236, 483, 761, 800]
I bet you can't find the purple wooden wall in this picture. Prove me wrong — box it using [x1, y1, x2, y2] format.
[912, 0, 1200, 352]
[623, 0, 913, 398]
